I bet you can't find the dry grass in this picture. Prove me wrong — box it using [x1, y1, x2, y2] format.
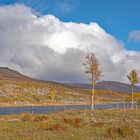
[107, 125, 135, 139]
[63, 117, 73, 124]
[63, 117, 83, 128]
[38, 123, 66, 132]
[0, 108, 140, 140]
[21, 112, 48, 122]
[90, 120, 105, 127]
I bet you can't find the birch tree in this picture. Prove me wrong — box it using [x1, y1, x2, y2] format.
[83, 52, 101, 110]
[127, 70, 138, 109]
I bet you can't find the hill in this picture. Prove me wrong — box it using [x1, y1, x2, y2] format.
[0, 67, 140, 94]
[67, 81, 140, 94]
[0, 67, 139, 107]
[0, 67, 32, 80]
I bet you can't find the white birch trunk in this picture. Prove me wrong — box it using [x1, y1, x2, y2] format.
[91, 82, 95, 110]
[132, 85, 134, 109]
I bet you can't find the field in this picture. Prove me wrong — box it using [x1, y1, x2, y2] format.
[0, 108, 140, 140]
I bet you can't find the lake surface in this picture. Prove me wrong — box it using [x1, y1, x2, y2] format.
[0, 103, 137, 115]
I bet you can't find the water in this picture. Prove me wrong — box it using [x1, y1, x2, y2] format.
[0, 103, 136, 115]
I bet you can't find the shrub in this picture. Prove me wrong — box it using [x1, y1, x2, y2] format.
[21, 112, 48, 122]
[90, 120, 105, 127]
[63, 118, 73, 124]
[63, 117, 83, 128]
[49, 91, 56, 100]
[21, 112, 34, 121]
[73, 118, 82, 128]
[51, 123, 65, 131]
[125, 96, 131, 102]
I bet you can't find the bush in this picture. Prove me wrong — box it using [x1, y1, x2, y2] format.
[73, 118, 82, 128]
[125, 96, 131, 102]
[90, 120, 105, 127]
[21, 112, 34, 121]
[49, 91, 56, 100]
[51, 123, 65, 131]
[21, 112, 48, 122]
[63, 118, 73, 124]
[63, 117, 83, 128]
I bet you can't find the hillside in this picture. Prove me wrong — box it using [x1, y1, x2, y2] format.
[0, 67, 140, 94]
[67, 81, 140, 94]
[0, 67, 139, 107]
[0, 67, 32, 80]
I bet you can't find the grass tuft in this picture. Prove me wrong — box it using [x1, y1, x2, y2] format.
[21, 112, 48, 122]
[38, 123, 65, 132]
[90, 120, 105, 127]
[107, 125, 135, 138]
[63, 117, 83, 128]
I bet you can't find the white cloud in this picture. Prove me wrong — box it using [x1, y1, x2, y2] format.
[0, 4, 140, 83]
[129, 30, 140, 42]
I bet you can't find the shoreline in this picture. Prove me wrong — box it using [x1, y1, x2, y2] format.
[0, 102, 132, 108]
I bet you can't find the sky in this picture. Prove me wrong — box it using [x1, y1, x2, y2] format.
[0, 0, 140, 51]
[0, 0, 140, 83]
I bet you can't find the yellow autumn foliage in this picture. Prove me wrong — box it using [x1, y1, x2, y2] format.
[49, 91, 56, 100]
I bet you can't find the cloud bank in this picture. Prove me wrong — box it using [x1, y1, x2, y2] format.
[0, 4, 140, 83]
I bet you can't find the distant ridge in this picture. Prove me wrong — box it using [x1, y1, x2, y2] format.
[66, 81, 140, 94]
[0, 67, 140, 94]
[96, 81, 140, 94]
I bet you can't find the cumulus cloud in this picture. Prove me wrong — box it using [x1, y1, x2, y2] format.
[0, 4, 140, 83]
[129, 30, 140, 42]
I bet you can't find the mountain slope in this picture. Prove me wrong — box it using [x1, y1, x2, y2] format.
[0, 67, 33, 81]
[0, 67, 140, 94]
[0, 67, 64, 84]
[0, 67, 139, 106]
[96, 81, 140, 94]
[67, 81, 140, 94]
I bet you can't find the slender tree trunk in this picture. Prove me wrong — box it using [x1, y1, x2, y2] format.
[91, 82, 95, 110]
[131, 85, 134, 109]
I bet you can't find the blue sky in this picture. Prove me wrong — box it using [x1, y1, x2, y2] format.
[0, 0, 140, 51]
